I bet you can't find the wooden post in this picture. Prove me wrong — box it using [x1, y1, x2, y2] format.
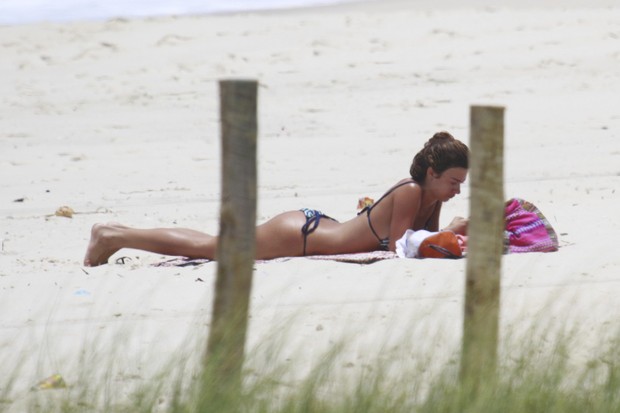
[205, 80, 258, 401]
[460, 105, 505, 393]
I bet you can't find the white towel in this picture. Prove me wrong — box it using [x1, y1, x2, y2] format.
[395, 229, 435, 258]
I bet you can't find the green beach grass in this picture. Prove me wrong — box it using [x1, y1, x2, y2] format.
[4, 317, 620, 413]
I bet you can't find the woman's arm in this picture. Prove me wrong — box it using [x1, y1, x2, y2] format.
[442, 216, 468, 235]
[426, 201, 442, 232]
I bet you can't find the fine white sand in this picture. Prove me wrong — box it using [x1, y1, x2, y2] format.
[1, 0, 619, 404]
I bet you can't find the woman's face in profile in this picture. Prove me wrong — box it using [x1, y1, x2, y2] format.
[432, 167, 468, 202]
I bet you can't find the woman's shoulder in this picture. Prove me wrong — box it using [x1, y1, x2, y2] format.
[387, 178, 422, 201]
[371, 178, 420, 204]
[390, 178, 422, 211]
[393, 178, 420, 192]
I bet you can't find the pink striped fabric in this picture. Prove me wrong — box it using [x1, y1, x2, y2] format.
[503, 198, 559, 253]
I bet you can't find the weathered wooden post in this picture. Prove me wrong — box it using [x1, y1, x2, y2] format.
[460, 105, 505, 393]
[205, 79, 258, 402]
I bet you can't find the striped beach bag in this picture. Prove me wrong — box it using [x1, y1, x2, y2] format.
[504, 198, 559, 253]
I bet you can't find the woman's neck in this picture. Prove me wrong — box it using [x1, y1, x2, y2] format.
[419, 183, 439, 208]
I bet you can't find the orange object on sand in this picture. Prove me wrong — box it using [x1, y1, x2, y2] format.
[357, 197, 374, 210]
[418, 231, 463, 259]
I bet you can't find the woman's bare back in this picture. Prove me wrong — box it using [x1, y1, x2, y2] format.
[297, 179, 438, 256]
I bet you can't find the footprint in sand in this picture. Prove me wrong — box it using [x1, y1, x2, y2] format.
[73, 42, 118, 60]
[155, 34, 193, 47]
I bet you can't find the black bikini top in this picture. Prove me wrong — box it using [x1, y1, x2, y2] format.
[358, 180, 417, 251]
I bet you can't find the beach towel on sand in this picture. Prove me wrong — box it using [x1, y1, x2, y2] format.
[153, 250, 397, 267]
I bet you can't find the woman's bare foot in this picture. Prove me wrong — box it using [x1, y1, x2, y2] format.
[83, 223, 122, 266]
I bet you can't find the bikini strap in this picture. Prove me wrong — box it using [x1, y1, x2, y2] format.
[300, 209, 335, 256]
[362, 179, 417, 246]
[361, 179, 417, 215]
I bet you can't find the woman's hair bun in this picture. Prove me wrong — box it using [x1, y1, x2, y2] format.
[409, 131, 469, 182]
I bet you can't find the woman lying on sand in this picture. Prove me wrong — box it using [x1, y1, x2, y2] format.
[84, 131, 469, 266]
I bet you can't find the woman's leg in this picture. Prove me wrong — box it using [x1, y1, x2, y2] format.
[83, 223, 217, 266]
[84, 211, 314, 265]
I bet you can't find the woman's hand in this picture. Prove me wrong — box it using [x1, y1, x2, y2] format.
[443, 216, 468, 235]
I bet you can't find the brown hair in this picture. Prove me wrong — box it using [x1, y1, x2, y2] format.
[409, 131, 469, 183]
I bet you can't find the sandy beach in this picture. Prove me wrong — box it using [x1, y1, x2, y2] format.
[1, 0, 619, 406]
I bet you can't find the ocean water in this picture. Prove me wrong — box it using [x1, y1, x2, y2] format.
[0, 0, 357, 25]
